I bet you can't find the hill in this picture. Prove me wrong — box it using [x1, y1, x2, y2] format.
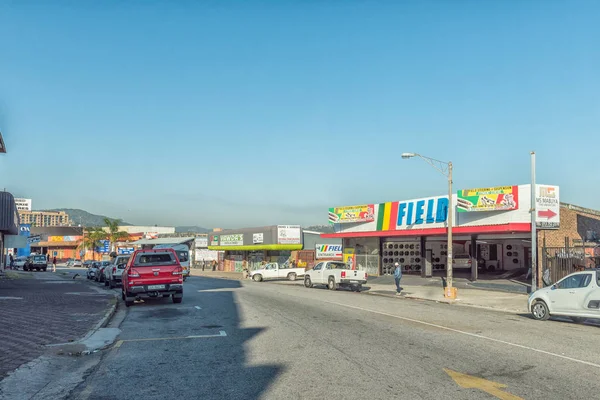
[303, 224, 334, 233]
[39, 208, 132, 227]
[175, 226, 211, 233]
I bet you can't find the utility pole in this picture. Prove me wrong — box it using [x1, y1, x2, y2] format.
[531, 151, 537, 292]
[447, 161, 454, 290]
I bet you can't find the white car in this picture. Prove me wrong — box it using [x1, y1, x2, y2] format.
[104, 255, 131, 289]
[452, 254, 472, 269]
[528, 269, 600, 322]
[249, 262, 306, 282]
[13, 256, 28, 269]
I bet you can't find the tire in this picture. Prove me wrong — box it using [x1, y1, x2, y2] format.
[253, 274, 263, 282]
[328, 277, 337, 291]
[125, 299, 134, 307]
[288, 272, 297, 281]
[43, 268, 47, 272]
[531, 300, 550, 321]
[172, 295, 183, 304]
[304, 276, 313, 288]
[354, 285, 362, 292]
[571, 317, 586, 324]
[36, 268, 40, 271]
[109, 280, 115, 289]
[104, 279, 109, 287]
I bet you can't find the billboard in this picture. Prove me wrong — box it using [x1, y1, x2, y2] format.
[329, 204, 375, 224]
[457, 186, 518, 212]
[536, 185, 560, 229]
[277, 225, 301, 244]
[16, 224, 31, 257]
[220, 234, 244, 246]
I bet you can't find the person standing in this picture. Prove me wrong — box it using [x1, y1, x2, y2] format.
[394, 262, 403, 294]
[52, 256, 57, 272]
[9, 254, 14, 270]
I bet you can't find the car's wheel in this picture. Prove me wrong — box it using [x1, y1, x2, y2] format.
[531, 300, 550, 320]
[253, 274, 263, 282]
[109, 280, 115, 289]
[354, 285, 362, 292]
[43, 268, 47, 272]
[571, 317, 586, 324]
[36, 268, 40, 271]
[328, 277, 337, 290]
[304, 276, 313, 288]
[172, 295, 183, 304]
[104, 279, 109, 287]
[287, 272, 297, 281]
[125, 299, 134, 307]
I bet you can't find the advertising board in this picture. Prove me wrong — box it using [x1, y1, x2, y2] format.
[329, 204, 375, 224]
[277, 225, 301, 244]
[315, 244, 343, 259]
[536, 185, 560, 229]
[456, 186, 519, 212]
[220, 234, 244, 246]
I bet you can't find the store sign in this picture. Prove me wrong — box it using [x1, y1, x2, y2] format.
[27, 235, 41, 244]
[195, 235, 208, 248]
[118, 247, 135, 255]
[220, 234, 244, 246]
[96, 240, 110, 253]
[536, 185, 560, 230]
[396, 197, 448, 227]
[253, 233, 263, 244]
[210, 235, 219, 246]
[329, 204, 375, 224]
[277, 225, 301, 244]
[315, 244, 343, 259]
[457, 185, 518, 212]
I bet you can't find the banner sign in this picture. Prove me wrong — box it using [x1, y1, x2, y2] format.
[210, 235, 219, 246]
[118, 247, 135, 255]
[328, 204, 375, 224]
[253, 233, 263, 244]
[277, 225, 301, 244]
[315, 244, 343, 259]
[195, 235, 208, 248]
[457, 186, 518, 212]
[536, 185, 560, 229]
[27, 235, 41, 244]
[220, 234, 244, 246]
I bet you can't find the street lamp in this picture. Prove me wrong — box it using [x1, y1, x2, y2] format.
[402, 153, 455, 292]
[0, 131, 6, 153]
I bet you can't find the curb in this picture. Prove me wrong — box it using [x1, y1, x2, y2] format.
[80, 292, 119, 343]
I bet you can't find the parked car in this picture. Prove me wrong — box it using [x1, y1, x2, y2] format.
[73, 259, 83, 267]
[122, 249, 184, 307]
[88, 262, 100, 280]
[528, 269, 600, 322]
[104, 255, 131, 288]
[452, 254, 472, 269]
[23, 255, 48, 272]
[96, 261, 111, 283]
[13, 256, 28, 270]
[304, 261, 368, 292]
[83, 260, 93, 269]
[249, 262, 306, 282]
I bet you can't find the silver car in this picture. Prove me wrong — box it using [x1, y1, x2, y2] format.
[452, 254, 472, 269]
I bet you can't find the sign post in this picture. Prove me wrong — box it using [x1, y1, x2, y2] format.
[530, 152, 537, 292]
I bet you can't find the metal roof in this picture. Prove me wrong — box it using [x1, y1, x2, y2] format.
[130, 237, 196, 246]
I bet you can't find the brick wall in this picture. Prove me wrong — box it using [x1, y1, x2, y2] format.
[539, 204, 600, 248]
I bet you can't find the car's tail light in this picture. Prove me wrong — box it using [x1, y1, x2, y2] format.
[365, 273, 368, 280]
[468, 260, 472, 264]
[172, 267, 183, 276]
[341, 271, 346, 278]
[112, 267, 116, 274]
[128, 268, 140, 278]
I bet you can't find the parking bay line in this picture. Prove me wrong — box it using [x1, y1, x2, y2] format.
[114, 331, 227, 347]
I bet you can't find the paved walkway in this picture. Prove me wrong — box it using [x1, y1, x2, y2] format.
[0, 270, 114, 379]
[190, 269, 529, 314]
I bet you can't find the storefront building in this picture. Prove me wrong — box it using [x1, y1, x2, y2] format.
[322, 184, 570, 279]
[29, 227, 83, 260]
[0, 192, 20, 270]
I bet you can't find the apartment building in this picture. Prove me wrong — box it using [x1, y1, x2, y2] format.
[19, 210, 71, 227]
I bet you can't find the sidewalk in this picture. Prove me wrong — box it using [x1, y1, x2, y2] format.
[190, 269, 528, 313]
[0, 270, 115, 379]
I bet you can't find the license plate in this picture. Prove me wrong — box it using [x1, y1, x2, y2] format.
[350, 280, 358, 284]
[147, 285, 165, 290]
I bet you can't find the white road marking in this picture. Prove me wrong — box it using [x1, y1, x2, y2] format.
[0, 297, 23, 300]
[115, 331, 228, 345]
[195, 306, 202, 310]
[319, 299, 600, 369]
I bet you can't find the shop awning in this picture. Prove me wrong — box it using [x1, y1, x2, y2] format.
[320, 223, 531, 239]
[31, 241, 79, 247]
[208, 244, 303, 251]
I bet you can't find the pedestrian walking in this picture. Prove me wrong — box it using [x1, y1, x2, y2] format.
[394, 262, 402, 294]
[52, 256, 57, 272]
[9, 254, 14, 270]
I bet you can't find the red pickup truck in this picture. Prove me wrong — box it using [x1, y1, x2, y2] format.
[122, 249, 184, 307]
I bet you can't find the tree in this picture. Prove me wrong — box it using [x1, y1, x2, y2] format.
[78, 227, 105, 260]
[103, 218, 129, 252]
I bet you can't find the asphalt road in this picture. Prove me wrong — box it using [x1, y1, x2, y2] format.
[67, 276, 600, 400]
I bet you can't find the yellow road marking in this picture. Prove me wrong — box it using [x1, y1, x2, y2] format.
[114, 340, 124, 348]
[445, 369, 523, 400]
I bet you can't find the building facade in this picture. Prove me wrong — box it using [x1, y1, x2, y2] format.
[0, 192, 20, 270]
[19, 210, 71, 227]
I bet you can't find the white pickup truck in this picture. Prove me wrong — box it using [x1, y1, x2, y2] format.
[304, 261, 368, 292]
[249, 262, 306, 282]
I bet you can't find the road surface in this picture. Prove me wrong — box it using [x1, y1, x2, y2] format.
[68, 276, 600, 399]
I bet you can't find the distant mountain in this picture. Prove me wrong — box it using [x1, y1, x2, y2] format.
[304, 224, 334, 233]
[175, 226, 211, 233]
[39, 208, 132, 227]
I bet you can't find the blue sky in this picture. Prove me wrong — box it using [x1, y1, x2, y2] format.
[0, 1, 598, 228]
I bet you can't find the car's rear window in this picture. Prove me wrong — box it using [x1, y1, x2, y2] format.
[134, 252, 176, 266]
[455, 254, 470, 259]
[329, 262, 347, 269]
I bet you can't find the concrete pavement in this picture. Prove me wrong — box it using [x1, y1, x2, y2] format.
[66, 275, 599, 399]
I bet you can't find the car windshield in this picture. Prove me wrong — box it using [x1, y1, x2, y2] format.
[134, 253, 176, 266]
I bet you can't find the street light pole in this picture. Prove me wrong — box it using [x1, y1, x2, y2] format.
[447, 161, 453, 289]
[402, 152, 454, 292]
